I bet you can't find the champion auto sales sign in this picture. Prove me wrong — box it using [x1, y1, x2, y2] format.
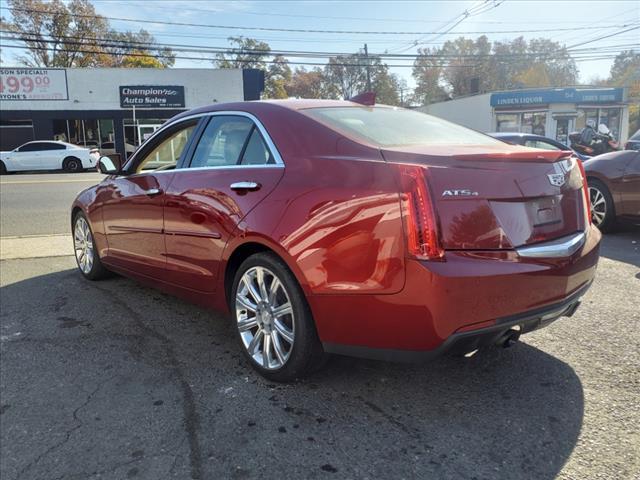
[0, 68, 69, 100]
[119, 85, 185, 108]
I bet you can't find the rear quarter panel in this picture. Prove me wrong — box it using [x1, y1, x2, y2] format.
[229, 106, 406, 296]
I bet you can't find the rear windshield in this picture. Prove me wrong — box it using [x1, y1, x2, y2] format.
[304, 106, 503, 147]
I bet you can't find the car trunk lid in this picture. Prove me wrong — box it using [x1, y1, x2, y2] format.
[382, 145, 588, 251]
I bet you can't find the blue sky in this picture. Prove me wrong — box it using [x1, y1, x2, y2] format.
[1, 0, 639, 88]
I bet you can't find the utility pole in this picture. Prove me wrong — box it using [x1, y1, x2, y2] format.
[364, 43, 372, 92]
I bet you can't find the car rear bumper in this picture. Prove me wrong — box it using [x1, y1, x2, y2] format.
[322, 279, 589, 362]
[311, 224, 601, 359]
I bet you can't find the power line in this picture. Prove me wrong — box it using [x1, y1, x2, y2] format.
[90, 1, 634, 25]
[0, 39, 624, 69]
[0, 43, 486, 67]
[2, 31, 633, 61]
[566, 25, 640, 50]
[2, 6, 638, 36]
[395, 0, 506, 53]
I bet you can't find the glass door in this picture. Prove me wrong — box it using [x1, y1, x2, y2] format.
[137, 124, 162, 146]
[555, 117, 574, 145]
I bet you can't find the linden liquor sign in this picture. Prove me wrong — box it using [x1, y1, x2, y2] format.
[119, 85, 185, 108]
[0, 68, 69, 100]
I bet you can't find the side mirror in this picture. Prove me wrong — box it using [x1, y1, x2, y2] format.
[98, 156, 120, 174]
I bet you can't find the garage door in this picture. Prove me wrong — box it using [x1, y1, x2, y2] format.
[0, 120, 34, 151]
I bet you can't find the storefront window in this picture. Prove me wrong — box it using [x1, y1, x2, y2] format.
[68, 120, 82, 145]
[52, 119, 114, 148]
[496, 113, 520, 132]
[496, 112, 546, 134]
[576, 108, 598, 131]
[83, 119, 99, 147]
[53, 119, 68, 142]
[598, 108, 621, 139]
[522, 112, 547, 136]
[99, 119, 114, 144]
[576, 107, 622, 140]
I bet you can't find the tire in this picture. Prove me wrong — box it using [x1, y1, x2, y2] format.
[0, 161, 7, 175]
[72, 212, 111, 280]
[64, 157, 83, 173]
[231, 252, 326, 382]
[588, 178, 615, 232]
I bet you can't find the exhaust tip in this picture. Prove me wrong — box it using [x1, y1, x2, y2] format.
[498, 329, 521, 348]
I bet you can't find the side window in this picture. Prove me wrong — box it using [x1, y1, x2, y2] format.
[43, 142, 66, 150]
[136, 122, 197, 173]
[18, 143, 41, 152]
[240, 128, 274, 165]
[190, 116, 253, 168]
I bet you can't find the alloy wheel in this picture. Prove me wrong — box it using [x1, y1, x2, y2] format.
[589, 186, 606, 226]
[74, 216, 94, 274]
[235, 266, 295, 370]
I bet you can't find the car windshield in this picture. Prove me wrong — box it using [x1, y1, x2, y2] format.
[630, 130, 640, 141]
[304, 106, 504, 147]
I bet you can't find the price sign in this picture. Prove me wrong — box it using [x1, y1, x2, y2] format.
[0, 68, 68, 100]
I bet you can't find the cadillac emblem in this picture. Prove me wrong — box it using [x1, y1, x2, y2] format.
[547, 173, 566, 187]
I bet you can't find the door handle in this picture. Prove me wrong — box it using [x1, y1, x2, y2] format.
[230, 181, 260, 191]
[144, 188, 162, 196]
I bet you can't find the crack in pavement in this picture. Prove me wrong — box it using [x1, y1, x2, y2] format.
[15, 376, 114, 480]
[90, 283, 204, 480]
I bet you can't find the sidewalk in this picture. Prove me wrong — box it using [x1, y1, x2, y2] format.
[0, 234, 74, 260]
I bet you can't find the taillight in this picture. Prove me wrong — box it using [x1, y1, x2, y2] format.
[396, 165, 444, 260]
[576, 159, 592, 225]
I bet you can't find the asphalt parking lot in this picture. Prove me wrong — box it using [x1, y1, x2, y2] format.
[1, 173, 639, 480]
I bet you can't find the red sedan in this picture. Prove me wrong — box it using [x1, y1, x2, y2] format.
[72, 100, 601, 381]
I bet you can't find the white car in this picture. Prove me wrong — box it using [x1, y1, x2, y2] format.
[0, 141, 100, 174]
[99, 141, 137, 157]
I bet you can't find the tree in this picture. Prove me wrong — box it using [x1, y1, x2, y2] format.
[513, 63, 552, 88]
[440, 36, 493, 97]
[525, 38, 577, 87]
[412, 47, 448, 105]
[609, 50, 640, 83]
[4, 0, 108, 67]
[372, 69, 401, 105]
[287, 67, 337, 99]
[264, 55, 291, 99]
[608, 50, 640, 134]
[105, 29, 174, 68]
[324, 50, 402, 102]
[120, 50, 166, 68]
[3, 0, 173, 67]
[411, 35, 579, 104]
[213, 36, 270, 70]
[324, 53, 369, 99]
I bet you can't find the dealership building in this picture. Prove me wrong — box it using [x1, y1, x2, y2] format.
[419, 86, 631, 145]
[0, 67, 264, 157]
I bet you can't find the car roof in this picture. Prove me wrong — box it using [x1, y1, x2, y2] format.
[260, 99, 377, 110]
[23, 140, 77, 147]
[170, 99, 393, 123]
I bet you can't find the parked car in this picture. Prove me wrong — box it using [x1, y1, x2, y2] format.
[99, 141, 137, 157]
[0, 141, 99, 174]
[71, 100, 601, 381]
[584, 150, 640, 231]
[625, 130, 640, 151]
[489, 132, 591, 161]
